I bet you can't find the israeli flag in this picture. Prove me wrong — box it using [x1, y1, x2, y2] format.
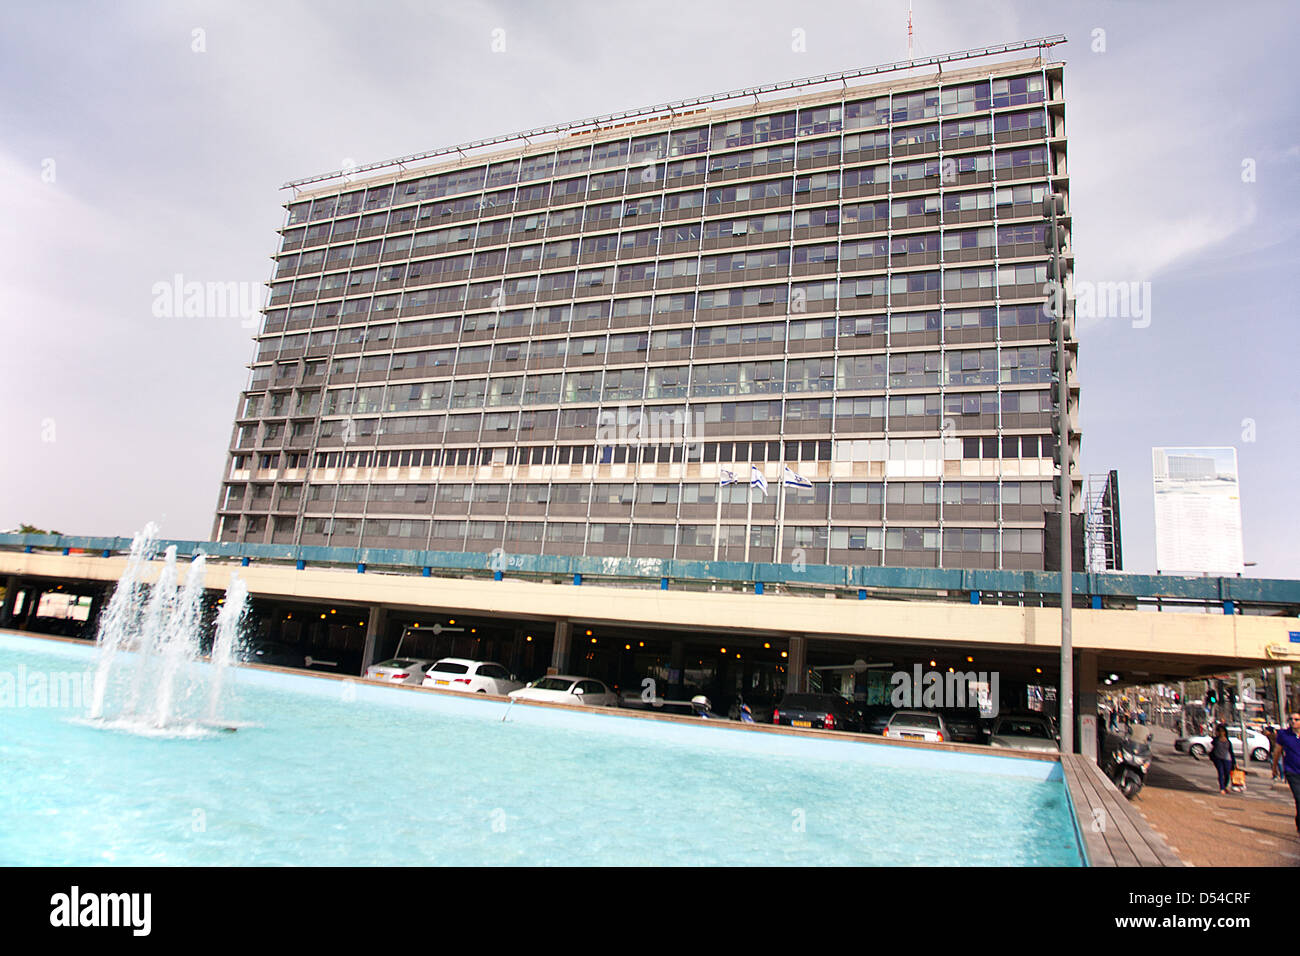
[750, 466, 768, 494]
[783, 466, 813, 489]
[719, 468, 738, 486]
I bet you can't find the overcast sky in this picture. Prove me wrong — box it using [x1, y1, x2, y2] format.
[0, 0, 1296, 576]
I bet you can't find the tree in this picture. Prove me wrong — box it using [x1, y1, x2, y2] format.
[17, 524, 63, 535]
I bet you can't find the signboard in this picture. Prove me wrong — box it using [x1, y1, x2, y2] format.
[1152, 446, 1244, 575]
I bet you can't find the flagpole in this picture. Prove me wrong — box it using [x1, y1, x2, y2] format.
[744, 471, 754, 563]
[776, 471, 786, 563]
[713, 479, 723, 562]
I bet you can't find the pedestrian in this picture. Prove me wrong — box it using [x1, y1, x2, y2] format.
[1209, 723, 1236, 795]
[1264, 725, 1281, 783]
[1274, 712, 1300, 835]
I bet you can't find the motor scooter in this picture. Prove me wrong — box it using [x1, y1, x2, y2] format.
[1101, 726, 1153, 799]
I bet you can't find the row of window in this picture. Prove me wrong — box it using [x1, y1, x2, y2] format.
[275, 258, 1049, 311]
[277, 222, 1049, 288]
[230, 428, 1058, 474]
[273, 516, 1046, 556]
[287, 82, 1049, 224]
[298, 348, 1055, 411]
[267, 263, 1055, 345]
[284, 138, 1050, 248]
[264, 478, 1055, 509]
[276, 181, 1053, 276]
[241, 388, 1053, 449]
[261, 304, 1046, 365]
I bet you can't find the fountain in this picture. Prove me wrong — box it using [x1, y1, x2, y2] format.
[85, 525, 250, 735]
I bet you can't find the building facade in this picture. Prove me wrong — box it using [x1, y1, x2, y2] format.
[213, 45, 1079, 571]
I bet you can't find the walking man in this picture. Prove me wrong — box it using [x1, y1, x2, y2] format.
[1275, 712, 1300, 836]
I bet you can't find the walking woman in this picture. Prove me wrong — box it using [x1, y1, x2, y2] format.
[1209, 723, 1236, 795]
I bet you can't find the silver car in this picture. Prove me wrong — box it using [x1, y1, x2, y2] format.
[363, 658, 436, 686]
[508, 675, 620, 707]
[988, 715, 1060, 754]
[882, 710, 949, 743]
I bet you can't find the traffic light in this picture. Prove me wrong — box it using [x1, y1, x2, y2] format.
[1207, 685, 1218, 706]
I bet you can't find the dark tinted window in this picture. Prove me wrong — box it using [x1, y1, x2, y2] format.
[431, 661, 470, 674]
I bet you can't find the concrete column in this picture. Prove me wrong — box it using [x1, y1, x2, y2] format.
[20, 587, 43, 631]
[1077, 650, 1099, 758]
[0, 576, 19, 629]
[669, 639, 685, 700]
[549, 620, 571, 675]
[787, 635, 807, 694]
[361, 605, 387, 674]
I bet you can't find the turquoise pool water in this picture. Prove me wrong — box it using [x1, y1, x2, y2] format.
[0, 633, 1083, 866]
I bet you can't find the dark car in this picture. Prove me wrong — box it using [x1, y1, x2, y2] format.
[860, 705, 896, 736]
[940, 708, 988, 744]
[772, 693, 863, 732]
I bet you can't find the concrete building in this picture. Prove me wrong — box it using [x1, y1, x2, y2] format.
[213, 38, 1079, 571]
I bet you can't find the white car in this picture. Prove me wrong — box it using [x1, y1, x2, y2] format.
[422, 658, 524, 695]
[988, 715, 1060, 754]
[1177, 729, 1272, 762]
[507, 675, 619, 708]
[881, 710, 949, 743]
[364, 658, 436, 686]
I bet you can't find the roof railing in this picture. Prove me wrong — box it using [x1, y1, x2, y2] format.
[282, 35, 1067, 192]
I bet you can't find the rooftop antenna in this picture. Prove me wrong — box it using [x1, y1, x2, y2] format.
[908, 0, 914, 59]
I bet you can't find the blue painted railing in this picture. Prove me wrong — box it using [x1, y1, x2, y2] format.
[2, 533, 1298, 610]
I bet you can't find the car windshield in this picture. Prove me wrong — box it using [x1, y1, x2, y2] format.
[378, 659, 418, 668]
[891, 714, 939, 730]
[431, 661, 470, 674]
[532, 677, 575, 691]
[996, 720, 1051, 738]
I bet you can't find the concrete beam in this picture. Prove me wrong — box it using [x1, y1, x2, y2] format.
[0, 551, 1294, 668]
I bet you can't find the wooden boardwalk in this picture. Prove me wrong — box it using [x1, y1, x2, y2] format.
[1061, 753, 1184, 867]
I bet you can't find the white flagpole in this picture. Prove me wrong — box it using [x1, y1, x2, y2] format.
[776, 470, 787, 563]
[713, 477, 723, 562]
[744, 470, 754, 563]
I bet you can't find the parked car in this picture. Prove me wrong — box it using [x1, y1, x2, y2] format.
[988, 714, 1060, 754]
[421, 658, 523, 695]
[771, 693, 863, 732]
[508, 675, 619, 707]
[1176, 728, 1271, 762]
[860, 705, 895, 736]
[881, 710, 949, 743]
[363, 658, 436, 686]
[940, 708, 988, 744]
